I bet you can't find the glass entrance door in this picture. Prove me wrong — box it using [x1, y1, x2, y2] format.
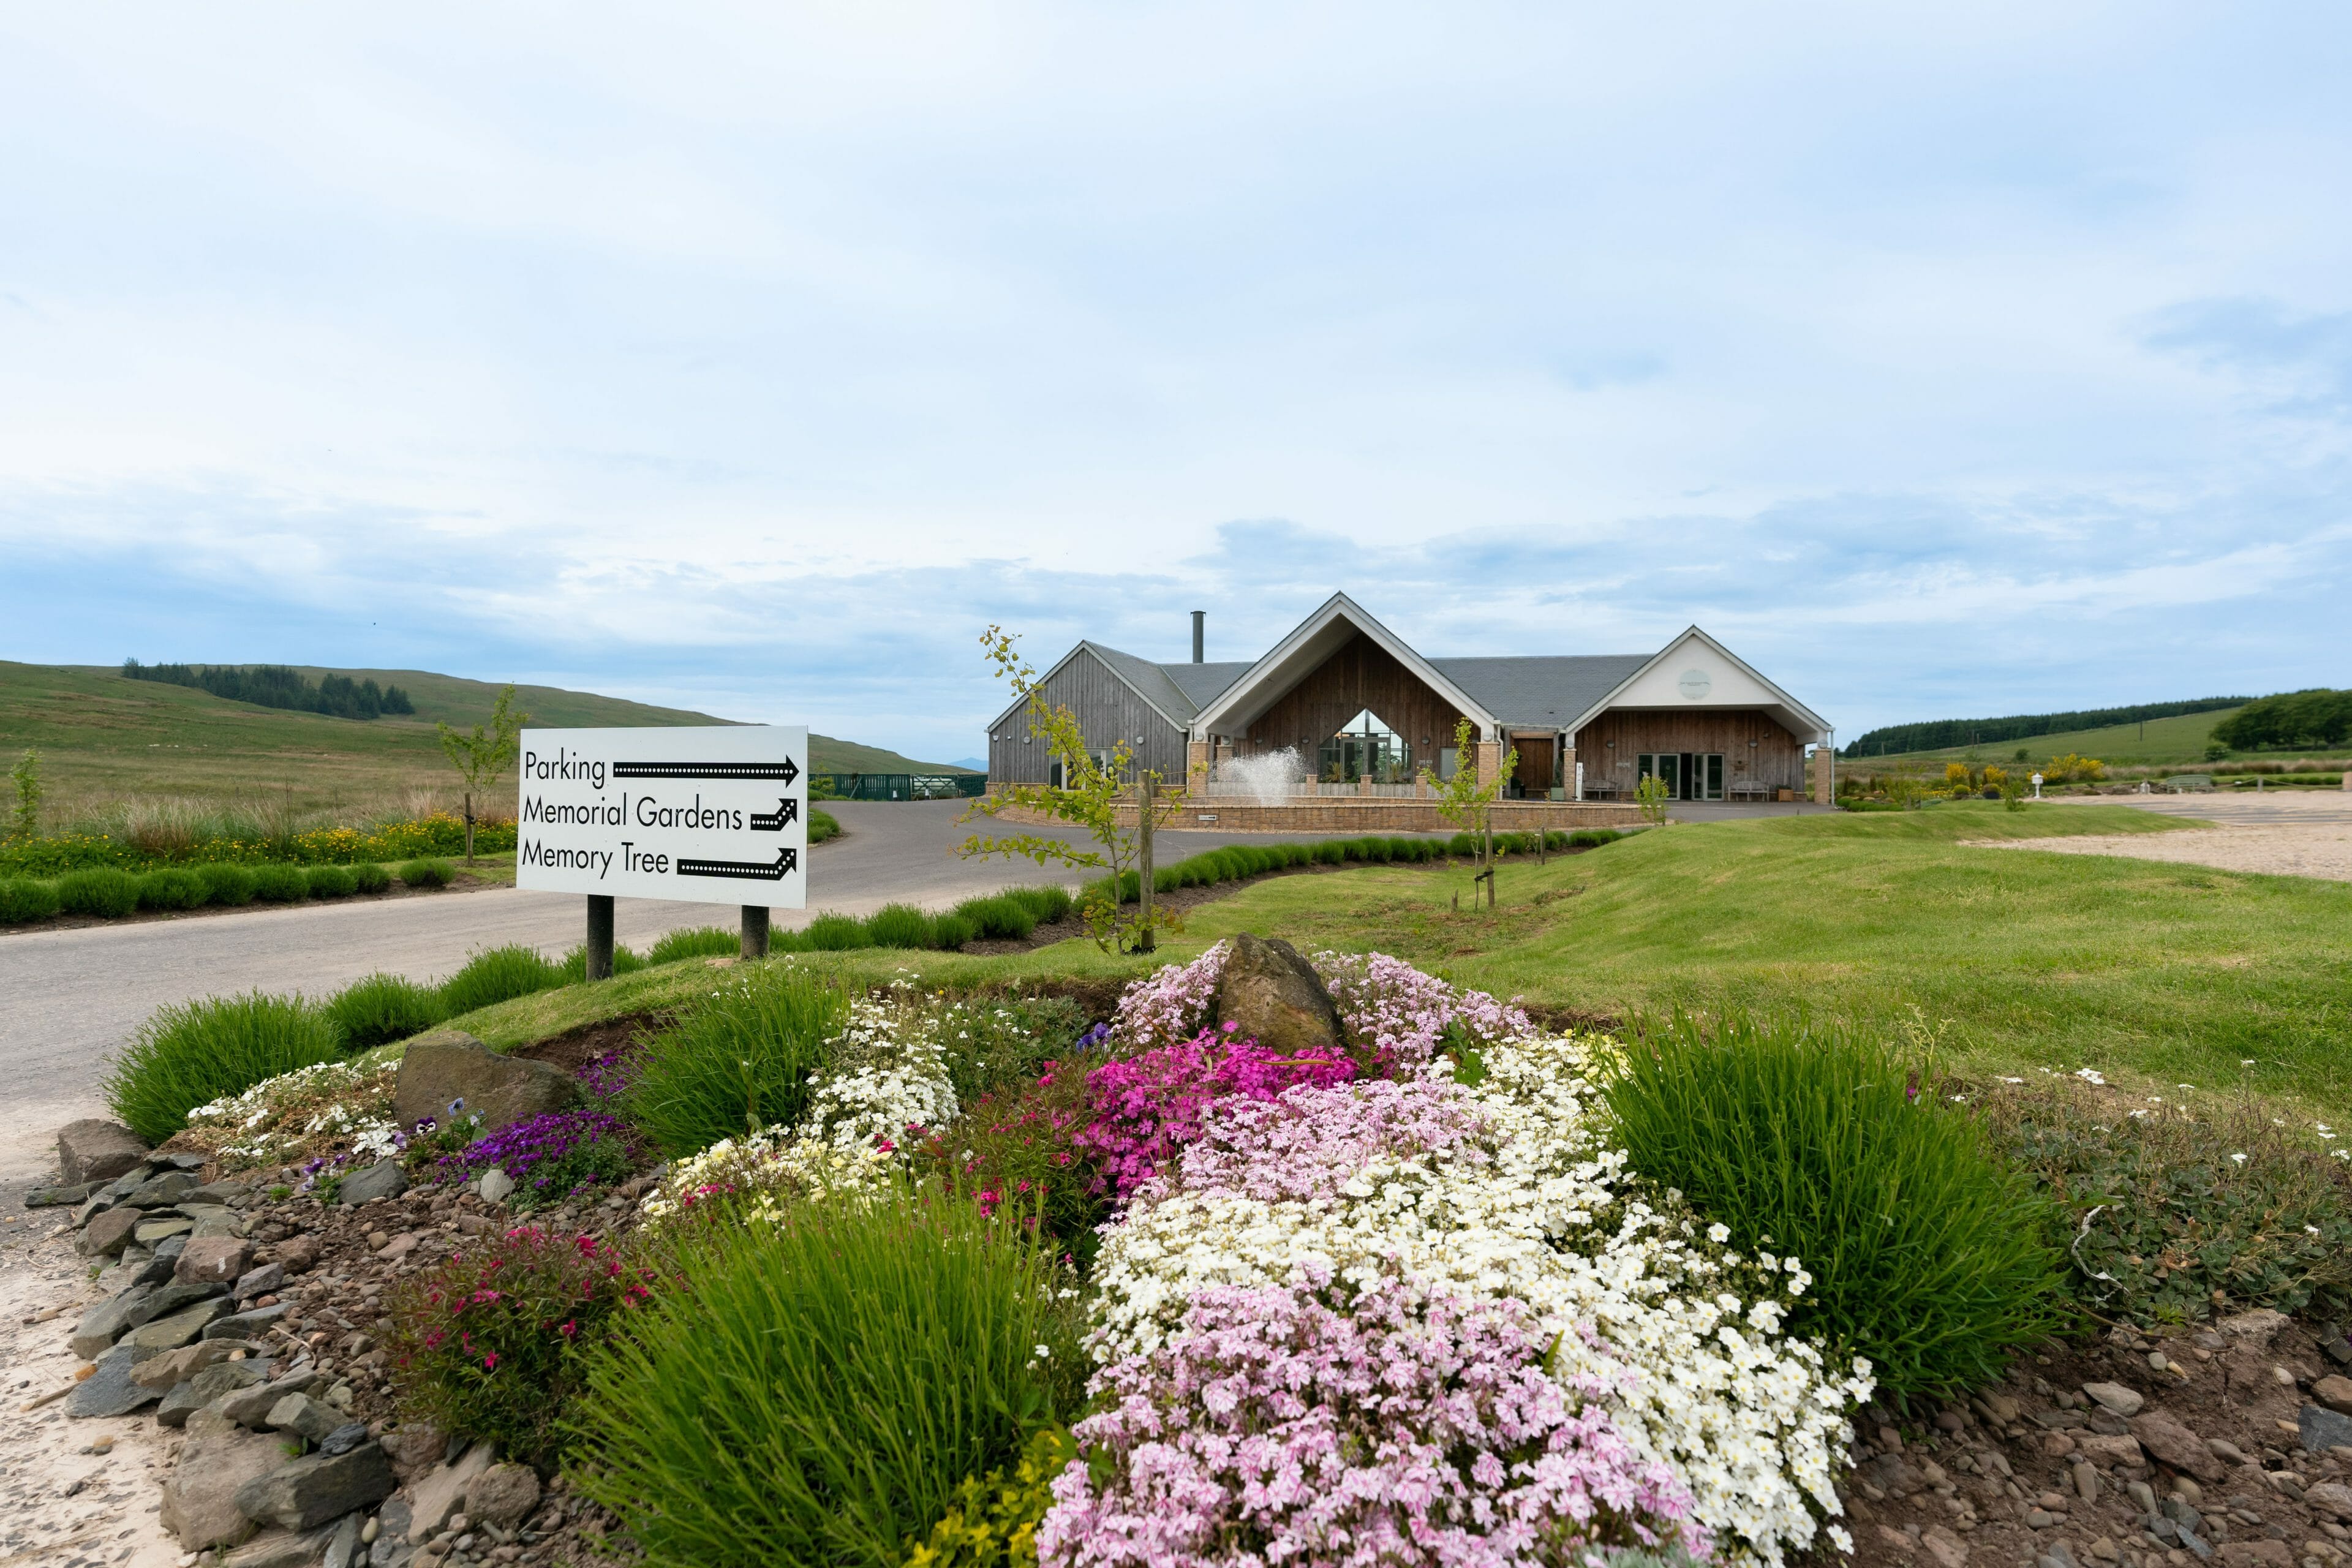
[1638, 752, 1723, 799]
[1695, 753, 1724, 801]
[1636, 752, 1681, 796]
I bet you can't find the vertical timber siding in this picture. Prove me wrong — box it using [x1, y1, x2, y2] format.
[1573, 710, 1804, 793]
[986, 647, 1189, 783]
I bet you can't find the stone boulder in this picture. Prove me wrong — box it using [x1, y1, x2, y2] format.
[467, 1461, 542, 1529]
[2315, 1374, 2352, 1418]
[1212, 933, 1345, 1061]
[157, 1359, 266, 1428]
[77, 1204, 143, 1258]
[2129, 1409, 2225, 1480]
[407, 1442, 496, 1540]
[393, 1030, 579, 1134]
[161, 1424, 287, 1551]
[2303, 1404, 2352, 1455]
[57, 1119, 147, 1185]
[176, 1235, 256, 1286]
[337, 1159, 408, 1206]
[124, 1297, 233, 1360]
[233, 1444, 397, 1532]
[69, 1344, 165, 1418]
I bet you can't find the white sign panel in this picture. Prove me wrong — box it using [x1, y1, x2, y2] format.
[513, 726, 807, 908]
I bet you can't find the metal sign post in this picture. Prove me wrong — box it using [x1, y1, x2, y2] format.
[513, 726, 809, 974]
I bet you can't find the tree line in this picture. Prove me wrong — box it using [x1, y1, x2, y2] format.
[1842, 695, 2248, 757]
[120, 660, 416, 721]
[2209, 689, 2352, 752]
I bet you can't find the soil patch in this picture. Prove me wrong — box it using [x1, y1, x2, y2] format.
[504, 1012, 668, 1074]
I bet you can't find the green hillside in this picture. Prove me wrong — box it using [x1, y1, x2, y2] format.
[1846, 705, 2247, 769]
[0, 661, 971, 829]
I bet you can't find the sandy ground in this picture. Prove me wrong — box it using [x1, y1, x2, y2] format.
[1970, 791, 2352, 881]
[0, 1219, 183, 1568]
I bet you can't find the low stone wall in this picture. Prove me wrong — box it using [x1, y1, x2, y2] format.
[990, 797, 1645, 834]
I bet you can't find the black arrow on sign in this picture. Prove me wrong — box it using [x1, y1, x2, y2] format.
[750, 797, 799, 831]
[614, 756, 801, 782]
[676, 847, 799, 882]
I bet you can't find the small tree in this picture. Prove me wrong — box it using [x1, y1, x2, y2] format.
[9, 749, 40, 842]
[437, 685, 530, 864]
[959, 627, 1180, 953]
[1420, 719, 1515, 910]
[1633, 772, 1672, 827]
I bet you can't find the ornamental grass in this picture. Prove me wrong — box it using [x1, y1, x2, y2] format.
[565, 1189, 1084, 1568]
[105, 990, 344, 1145]
[324, 971, 448, 1052]
[1602, 1011, 2065, 1400]
[626, 965, 849, 1156]
[646, 924, 739, 964]
[437, 943, 563, 1016]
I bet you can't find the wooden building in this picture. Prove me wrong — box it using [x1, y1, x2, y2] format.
[986, 594, 1833, 804]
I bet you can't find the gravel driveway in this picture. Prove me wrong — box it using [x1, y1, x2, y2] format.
[1970, 791, 2352, 882]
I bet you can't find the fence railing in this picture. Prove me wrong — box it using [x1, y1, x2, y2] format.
[811, 773, 987, 802]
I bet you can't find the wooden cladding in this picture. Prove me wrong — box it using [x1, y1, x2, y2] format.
[1236, 632, 1467, 772]
[1573, 709, 1805, 790]
[986, 647, 1189, 783]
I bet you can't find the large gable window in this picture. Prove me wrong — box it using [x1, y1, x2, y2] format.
[1319, 709, 1412, 784]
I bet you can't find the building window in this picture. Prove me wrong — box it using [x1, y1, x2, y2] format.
[1319, 709, 1412, 783]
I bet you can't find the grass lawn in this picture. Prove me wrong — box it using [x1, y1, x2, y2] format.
[1164, 802, 2352, 1117]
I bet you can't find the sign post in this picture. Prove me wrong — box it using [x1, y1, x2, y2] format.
[513, 726, 809, 971]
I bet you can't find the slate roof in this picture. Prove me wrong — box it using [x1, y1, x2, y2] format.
[1428, 655, 1653, 729]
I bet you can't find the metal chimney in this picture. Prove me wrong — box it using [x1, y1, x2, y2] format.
[1191, 610, 1205, 663]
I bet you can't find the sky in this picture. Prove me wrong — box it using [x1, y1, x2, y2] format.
[2, 4, 2348, 764]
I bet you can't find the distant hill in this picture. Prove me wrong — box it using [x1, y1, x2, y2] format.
[1840, 705, 2251, 769]
[1844, 696, 2249, 758]
[0, 660, 971, 829]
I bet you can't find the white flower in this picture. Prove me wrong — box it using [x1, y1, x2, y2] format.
[2074, 1068, 2106, 1085]
[1033, 1343, 1052, 1358]
[1999, 1076, 2024, 1084]
[1708, 1222, 1732, 1244]
[2230, 1152, 2247, 1164]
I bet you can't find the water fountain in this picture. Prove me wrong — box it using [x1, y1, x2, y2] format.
[1220, 747, 1304, 806]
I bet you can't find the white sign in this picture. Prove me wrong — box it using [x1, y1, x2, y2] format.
[513, 726, 807, 908]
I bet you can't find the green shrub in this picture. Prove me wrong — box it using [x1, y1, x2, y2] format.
[905, 1426, 1076, 1568]
[137, 867, 208, 911]
[866, 902, 937, 949]
[0, 877, 61, 923]
[325, 972, 448, 1052]
[566, 1191, 1084, 1568]
[801, 911, 873, 951]
[1602, 1012, 2065, 1400]
[931, 911, 976, 951]
[1447, 831, 1477, 857]
[957, 895, 1038, 941]
[349, 861, 392, 894]
[1314, 839, 1348, 864]
[398, 857, 453, 889]
[250, 862, 311, 902]
[626, 966, 848, 1157]
[195, 862, 257, 906]
[647, 925, 740, 965]
[305, 863, 358, 899]
[1003, 884, 1073, 925]
[105, 991, 343, 1144]
[386, 1226, 658, 1468]
[439, 944, 563, 1016]
[58, 867, 142, 918]
[1980, 1079, 2352, 1330]
[809, 807, 842, 843]
[556, 943, 646, 983]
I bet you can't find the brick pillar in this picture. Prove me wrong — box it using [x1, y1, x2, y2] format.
[1812, 746, 1834, 804]
[1561, 745, 1577, 801]
[1186, 739, 1210, 797]
[1476, 741, 1502, 789]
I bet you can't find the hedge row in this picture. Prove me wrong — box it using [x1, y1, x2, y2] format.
[0, 858, 456, 924]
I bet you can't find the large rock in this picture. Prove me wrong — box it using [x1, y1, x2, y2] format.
[2302, 1403, 2352, 1455]
[161, 1424, 286, 1551]
[1212, 933, 1346, 1060]
[219, 1370, 322, 1430]
[233, 1443, 397, 1532]
[380, 1421, 451, 1482]
[206, 1303, 293, 1340]
[137, 1336, 262, 1390]
[123, 1169, 198, 1208]
[393, 1030, 579, 1134]
[407, 1442, 496, 1539]
[69, 1344, 165, 1418]
[24, 1180, 97, 1207]
[77, 1204, 143, 1257]
[2315, 1376, 2352, 1418]
[70, 1289, 149, 1359]
[127, 1279, 228, 1330]
[338, 1160, 409, 1207]
[267, 1392, 347, 1444]
[467, 1461, 542, 1529]
[157, 1359, 267, 1428]
[178, 1235, 257, 1286]
[124, 1297, 233, 1360]
[2130, 1410, 2226, 1480]
[57, 1119, 148, 1185]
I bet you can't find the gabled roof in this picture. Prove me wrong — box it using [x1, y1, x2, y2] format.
[985, 640, 1196, 736]
[1160, 661, 1253, 710]
[1188, 592, 1502, 738]
[1561, 625, 1830, 742]
[1430, 655, 1652, 730]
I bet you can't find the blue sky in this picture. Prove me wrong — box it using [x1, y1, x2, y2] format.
[3, 4, 2348, 763]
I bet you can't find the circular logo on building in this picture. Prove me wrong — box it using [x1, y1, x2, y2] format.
[1677, 668, 1712, 700]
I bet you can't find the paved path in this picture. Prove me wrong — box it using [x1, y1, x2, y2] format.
[0, 802, 1414, 1190]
